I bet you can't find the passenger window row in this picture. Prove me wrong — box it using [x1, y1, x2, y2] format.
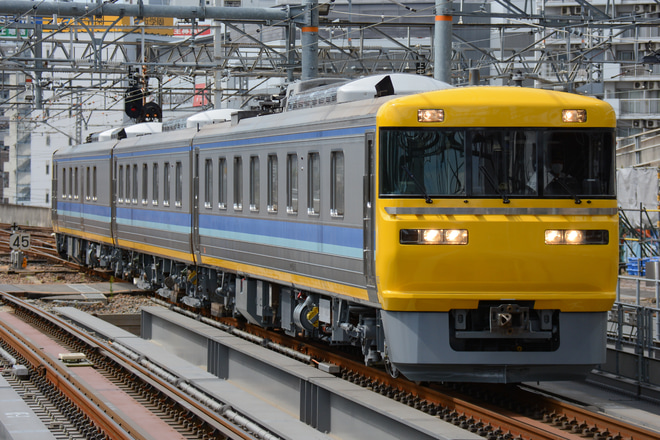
[60, 166, 97, 202]
[61, 150, 345, 219]
[208, 152, 344, 217]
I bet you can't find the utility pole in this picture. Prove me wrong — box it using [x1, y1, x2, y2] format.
[301, 0, 319, 80]
[434, 0, 453, 83]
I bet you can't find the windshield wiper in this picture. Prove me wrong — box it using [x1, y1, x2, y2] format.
[479, 165, 510, 204]
[401, 164, 432, 204]
[550, 177, 582, 204]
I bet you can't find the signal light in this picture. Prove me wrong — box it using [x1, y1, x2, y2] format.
[124, 85, 143, 119]
[142, 102, 162, 122]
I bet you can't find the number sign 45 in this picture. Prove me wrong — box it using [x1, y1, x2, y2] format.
[9, 233, 30, 250]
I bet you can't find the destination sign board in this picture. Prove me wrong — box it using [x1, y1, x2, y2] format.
[39, 16, 173, 36]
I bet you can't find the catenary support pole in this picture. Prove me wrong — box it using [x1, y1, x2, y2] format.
[434, 0, 453, 83]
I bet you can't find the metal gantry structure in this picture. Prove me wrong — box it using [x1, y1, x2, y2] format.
[0, 1, 658, 116]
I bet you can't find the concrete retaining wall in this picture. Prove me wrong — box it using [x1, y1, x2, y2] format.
[0, 205, 51, 228]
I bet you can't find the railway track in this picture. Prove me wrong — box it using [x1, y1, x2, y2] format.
[0, 223, 62, 262]
[1, 223, 659, 439]
[0, 293, 264, 440]
[226, 319, 660, 440]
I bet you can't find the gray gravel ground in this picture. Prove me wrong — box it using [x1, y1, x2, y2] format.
[1, 256, 155, 315]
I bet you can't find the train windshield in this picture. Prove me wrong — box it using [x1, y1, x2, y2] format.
[379, 128, 615, 199]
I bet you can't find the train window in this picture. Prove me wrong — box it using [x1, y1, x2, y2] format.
[62, 167, 66, 199]
[249, 156, 259, 212]
[331, 151, 344, 217]
[380, 129, 466, 197]
[234, 156, 243, 211]
[152, 163, 158, 205]
[381, 127, 615, 201]
[142, 163, 148, 205]
[125, 164, 131, 204]
[218, 157, 227, 209]
[308, 152, 320, 215]
[541, 130, 615, 197]
[286, 153, 298, 214]
[267, 154, 277, 213]
[74, 167, 78, 200]
[132, 164, 138, 204]
[175, 161, 183, 208]
[471, 129, 537, 197]
[85, 167, 91, 201]
[118, 165, 124, 202]
[204, 159, 213, 209]
[93, 166, 97, 201]
[163, 162, 170, 207]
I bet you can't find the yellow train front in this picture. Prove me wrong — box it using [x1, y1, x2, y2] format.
[374, 87, 617, 382]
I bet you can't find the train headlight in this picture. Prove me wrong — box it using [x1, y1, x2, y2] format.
[544, 229, 608, 245]
[400, 229, 468, 245]
[422, 229, 443, 244]
[445, 229, 468, 244]
[544, 230, 563, 244]
[565, 230, 584, 244]
[418, 109, 444, 122]
[562, 109, 587, 123]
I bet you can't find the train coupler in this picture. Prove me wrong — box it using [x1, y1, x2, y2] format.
[489, 304, 530, 335]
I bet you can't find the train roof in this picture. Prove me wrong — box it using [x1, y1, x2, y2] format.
[284, 73, 451, 111]
[112, 125, 197, 154]
[377, 85, 616, 127]
[53, 138, 118, 160]
[335, 74, 452, 103]
[185, 109, 239, 128]
[191, 96, 387, 146]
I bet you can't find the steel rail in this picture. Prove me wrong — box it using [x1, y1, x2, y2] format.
[515, 384, 660, 440]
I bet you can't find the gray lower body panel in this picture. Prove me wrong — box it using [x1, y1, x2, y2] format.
[381, 311, 607, 383]
[200, 235, 364, 289]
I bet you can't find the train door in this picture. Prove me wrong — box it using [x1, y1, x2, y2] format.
[74, 165, 84, 234]
[110, 153, 117, 246]
[192, 147, 201, 264]
[51, 158, 59, 228]
[363, 130, 377, 292]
